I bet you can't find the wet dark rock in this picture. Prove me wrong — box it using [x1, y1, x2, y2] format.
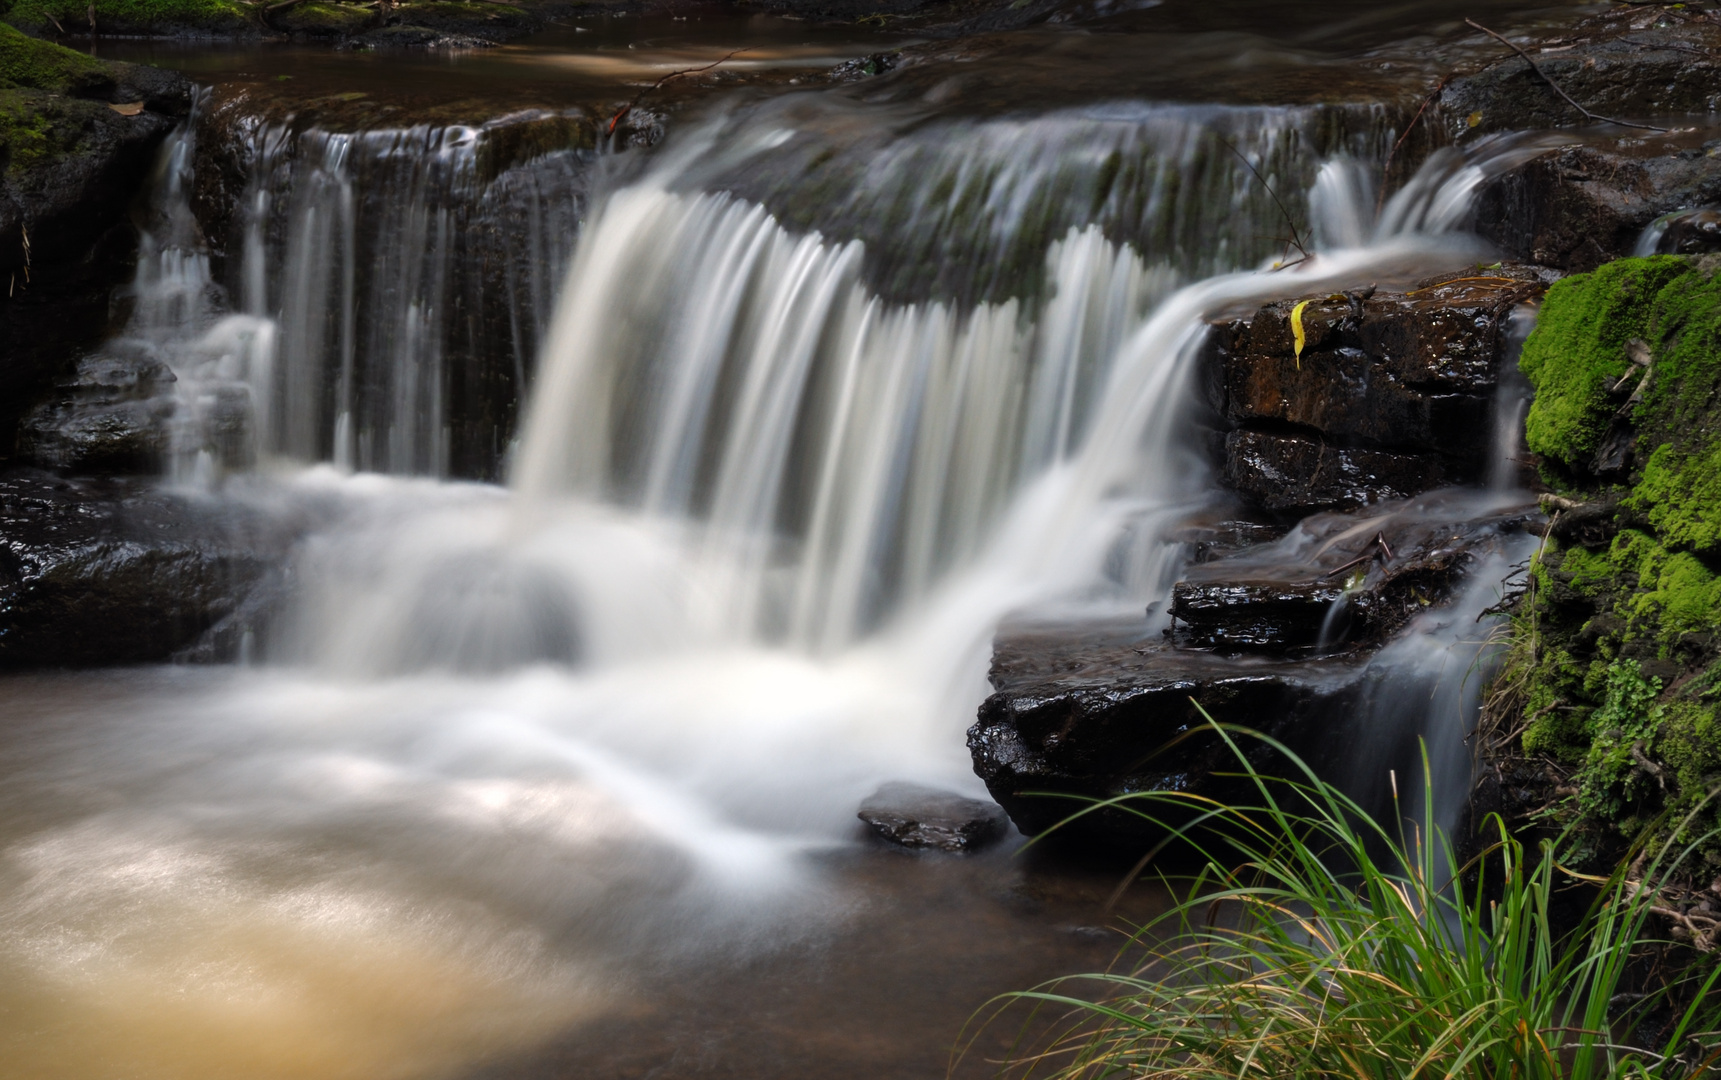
[15, 347, 180, 474]
[1206, 270, 1548, 516]
[1475, 143, 1721, 272]
[968, 618, 1365, 843]
[0, 469, 291, 667]
[1222, 430, 1448, 518]
[1166, 518, 1286, 564]
[1170, 497, 1540, 654]
[347, 26, 498, 49]
[857, 782, 1008, 852]
[1441, 12, 1721, 143]
[0, 40, 191, 458]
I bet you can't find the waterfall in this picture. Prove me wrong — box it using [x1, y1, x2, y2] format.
[0, 93, 1567, 1079]
[113, 107, 592, 484]
[229, 118, 589, 478]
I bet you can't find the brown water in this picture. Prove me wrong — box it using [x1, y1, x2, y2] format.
[0, 668, 1170, 1080]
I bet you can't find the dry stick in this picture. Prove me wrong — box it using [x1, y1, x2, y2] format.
[607, 48, 752, 137]
[1377, 75, 1449, 218]
[1465, 19, 1670, 133]
[1216, 136, 1308, 267]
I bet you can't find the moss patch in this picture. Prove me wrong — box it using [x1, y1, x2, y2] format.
[1519, 255, 1691, 471]
[1498, 254, 1721, 867]
[0, 22, 110, 95]
[5, 0, 253, 36]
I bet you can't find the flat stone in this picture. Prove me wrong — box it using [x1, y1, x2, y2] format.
[1441, 12, 1721, 143]
[1170, 495, 1540, 653]
[968, 618, 1367, 843]
[857, 782, 1008, 852]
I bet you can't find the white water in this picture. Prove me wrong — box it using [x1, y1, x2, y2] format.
[0, 106, 1553, 1079]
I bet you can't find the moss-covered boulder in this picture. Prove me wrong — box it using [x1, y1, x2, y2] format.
[6, 0, 254, 38]
[1493, 255, 1721, 867]
[0, 24, 190, 453]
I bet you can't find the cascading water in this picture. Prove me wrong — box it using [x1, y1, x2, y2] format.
[0, 89, 1558, 1080]
[124, 106, 592, 485]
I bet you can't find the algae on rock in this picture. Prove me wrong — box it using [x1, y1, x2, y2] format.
[1494, 254, 1721, 866]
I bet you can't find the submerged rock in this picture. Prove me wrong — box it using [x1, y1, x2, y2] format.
[0, 469, 288, 667]
[857, 782, 1008, 852]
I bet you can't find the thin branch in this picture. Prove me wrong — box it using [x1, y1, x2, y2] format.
[1465, 19, 1669, 133]
[1216, 136, 1308, 263]
[607, 48, 752, 137]
[1377, 75, 1449, 217]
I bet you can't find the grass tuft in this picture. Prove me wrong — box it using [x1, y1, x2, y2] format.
[968, 711, 1721, 1080]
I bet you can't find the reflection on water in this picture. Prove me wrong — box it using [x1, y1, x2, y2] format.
[86, 11, 916, 113]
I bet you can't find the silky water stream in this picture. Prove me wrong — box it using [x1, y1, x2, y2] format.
[0, 73, 1555, 1079]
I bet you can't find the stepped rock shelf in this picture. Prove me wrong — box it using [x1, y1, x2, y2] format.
[971, 272, 1551, 845]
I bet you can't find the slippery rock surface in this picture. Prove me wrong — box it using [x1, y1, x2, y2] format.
[968, 618, 1365, 843]
[0, 470, 289, 667]
[0, 30, 191, 453]
[1477, 140, 1721, 272]
[857, 782, 1008, 852]
[1170, 495, 1541, 654]
[1442, 8, 1721, 143]
[15, 347, 183, 474]
[1204, 269, 1548, 517]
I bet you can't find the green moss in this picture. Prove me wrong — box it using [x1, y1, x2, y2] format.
[1498, 253, 1721, 865]
[5, 0, 251, 36]
[272, 1, 372, 33]
[1519, 255, 1692, 470]
[0, 22, 108, 95]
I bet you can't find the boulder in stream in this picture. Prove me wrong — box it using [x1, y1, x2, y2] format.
[0, 469, 291, 667]
[968, 618, 1367, 844]
[857, 782, 1009, 852]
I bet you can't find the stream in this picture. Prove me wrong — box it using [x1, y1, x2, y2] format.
[0, 4, 1622, 1077]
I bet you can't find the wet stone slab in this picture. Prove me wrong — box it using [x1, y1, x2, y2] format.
[1169, 496, 1541, 654]
[857, 782, 1009, 853]
[1203, 268, 1549, 517]
[0, 470, 306, 667]
[967, 617, 1368, 844]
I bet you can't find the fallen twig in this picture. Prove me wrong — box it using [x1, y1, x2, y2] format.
[607, 48, 752, 137]
[1466, 19, 1670, 133]
[1322, 532, 1395, 579]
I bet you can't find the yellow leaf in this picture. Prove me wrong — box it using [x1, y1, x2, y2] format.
[1291, 299, 1310, 369]
[1467, 111, 1483, 128]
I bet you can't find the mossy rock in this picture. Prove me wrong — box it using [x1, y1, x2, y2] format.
[1519, 256, 1692, 471]
[272, 0, 372, 34]
[0, 21, 111, 95]
[5, 0, 254, 37]
[1499, 253, 1721, 866]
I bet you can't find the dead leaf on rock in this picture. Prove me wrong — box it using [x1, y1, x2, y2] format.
[109, 102, 145, 116]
